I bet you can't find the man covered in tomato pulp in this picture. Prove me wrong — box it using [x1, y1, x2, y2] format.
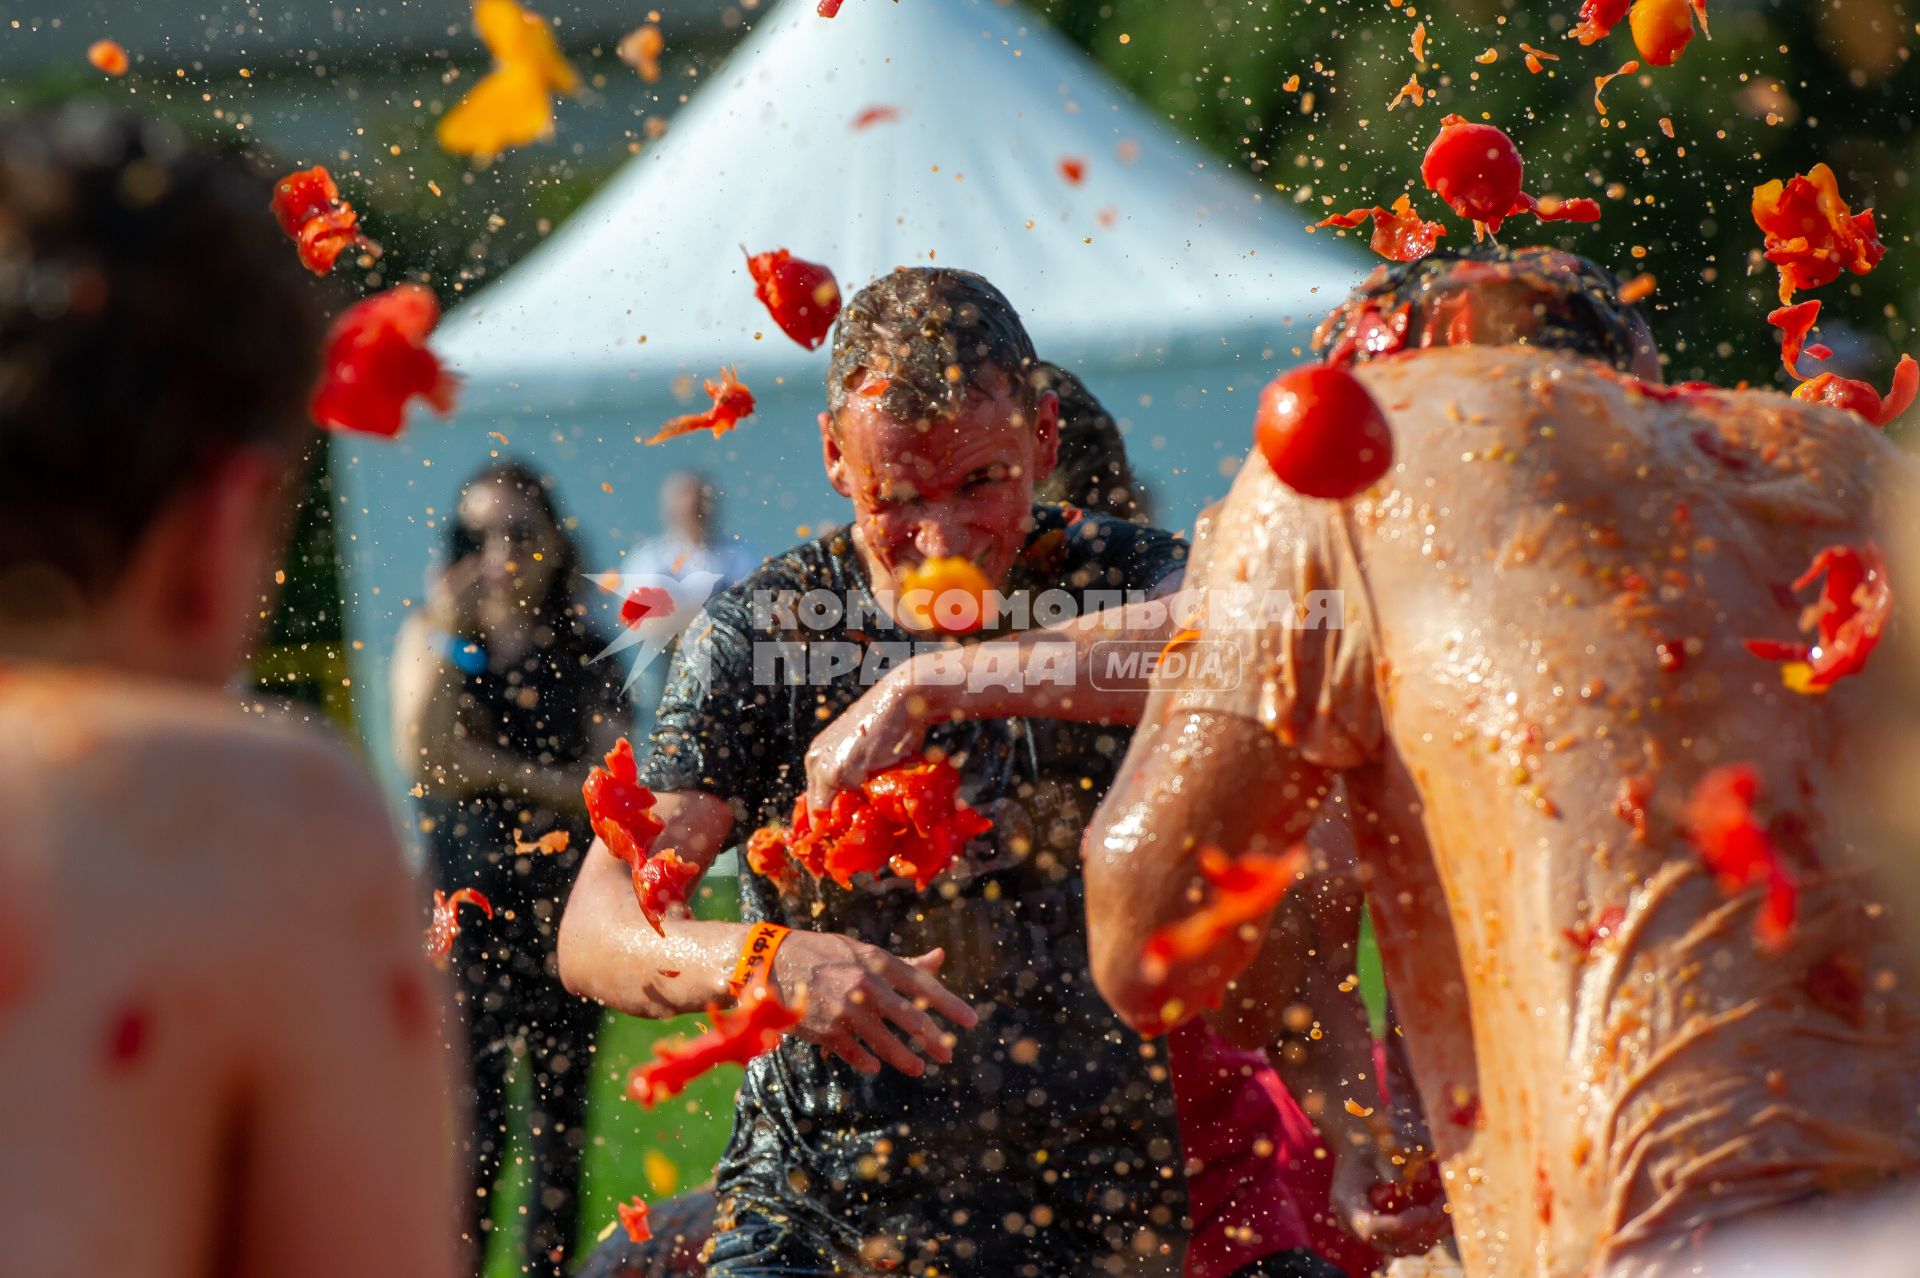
[560, 268, 1197, 1275]
[1082, 243, 1920, 1278]
[0, 107, 456, 1278]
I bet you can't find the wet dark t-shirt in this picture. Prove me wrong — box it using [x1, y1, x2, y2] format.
[637, 505, 1190, 1271]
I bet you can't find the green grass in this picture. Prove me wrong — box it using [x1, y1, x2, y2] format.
[480, 879, 743, 1278]
[477, 881, 1392, 1277]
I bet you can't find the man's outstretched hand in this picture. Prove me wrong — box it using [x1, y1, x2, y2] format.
[770, 933, 977, 1077]
[804, 672, 948, 810]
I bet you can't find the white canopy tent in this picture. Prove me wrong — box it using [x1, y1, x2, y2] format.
[333, 0, 1364, 776]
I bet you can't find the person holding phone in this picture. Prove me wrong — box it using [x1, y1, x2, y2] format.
[392, 461, 629, 1278]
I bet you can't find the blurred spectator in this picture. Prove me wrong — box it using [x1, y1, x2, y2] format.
[625, 470, 759, 592]
[391, 460, 628, 1278]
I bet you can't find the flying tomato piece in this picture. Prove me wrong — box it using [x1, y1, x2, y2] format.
[620, 585, 676, 628]
[512, 830, 572, 856]
[896, 557, 993, 634]
[1629, 0, 1695, 66]
[1744, 543, 1892, 692]
[583, 738, 667, 858]
[310, 285, 460, 438]
[745, 825, 798, 888]
[633, 849, 701, 935]
[1523, 193, 1603, 224]
[1317, 195, 1448, 263]
[1571, 0, 1632, 44]
[1058, 156, 1088, 186]
[616, 1196, 653, 1243]
[1753, 164, 1886, 303]
[270, 166, 377, 276]
[850, 104, 901, 130]
[425, 887, 495, 969]
[617, 24, 664, 83]
[1793, 357, 1918, 428]
[646, 368, 756, 444]
[1141, 846, 1308, 983]
[626, 987, 803, 1107]
[1767, 300, 1830, 380]
[88, 39, 130, 76]
[437, 0, 582, 159]
[1684, 765, 1796, 950]
[1254, 364, 1395, 500]
[1422, 117, 1525, 231]
[744, 248, 842, 350]
[818, 0, 846, 14]
[1592, 59, 1641, 116]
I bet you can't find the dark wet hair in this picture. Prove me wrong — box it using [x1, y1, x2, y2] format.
[826, 267, 1039, 422]
[0, 105, 325, 607]
[1311, 242, 1656, 373]
[454, 460, 600, 643]
[1032, 362, 1143, 520]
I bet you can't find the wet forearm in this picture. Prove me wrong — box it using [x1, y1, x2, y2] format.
[911, 598, 1182, 727]
[556, 867, 753, 1018]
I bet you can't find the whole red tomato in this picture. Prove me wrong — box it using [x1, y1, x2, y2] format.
[1422, 119, 1525, 229]
[1254, 366, 1395, 500]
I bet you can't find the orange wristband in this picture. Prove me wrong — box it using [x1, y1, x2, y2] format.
[729, 922, 791, 997]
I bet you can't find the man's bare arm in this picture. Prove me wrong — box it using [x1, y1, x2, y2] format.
[557, 789, 978, 1076]
[1082, 707, 1334, 1035]
[225, 762, 458, 1278]
[556, 789, 750, 1018]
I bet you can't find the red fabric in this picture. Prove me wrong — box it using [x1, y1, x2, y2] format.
[1170, 1021, 1384, 1278]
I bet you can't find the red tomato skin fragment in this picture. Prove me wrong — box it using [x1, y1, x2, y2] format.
[626, 989, 802, 1107]
[310, 285, 458, 437]
[744, 248, 842, 350]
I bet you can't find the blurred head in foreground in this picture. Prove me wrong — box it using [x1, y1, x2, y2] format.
[0, 104, 324, 682]
[821, 266, 1060, 605]
[1312, 242, 1661, 379]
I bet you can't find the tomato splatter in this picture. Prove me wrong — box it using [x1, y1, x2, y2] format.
[1792, 357, 1918, 428]
[744, 248, 842, 351]
[1058, 156, 1088, 186]
[1572, 0, 1631, 44]
[818, 0, 846, 14]
[271, 166, 377, 277]
[1254, 364, 1395, 500]
[776, 757, 993, 891]
[745, 824, 799, 889]
[1767, 300, 1832, 380]
[1563, 905, 1626, 954]
[1685, 765, 1796, 950]
[437, 0, 582, 159]
[617, 24, 663, 83]
[425, 887, 495, 969]
[1523, 193, 1603, 223]
[583, 738, 667, 866]
[511, 830, 572, 856]
[646, 368, 756, 445]
[1592, 60, 1640, 116]
[1140, 845, 1308, 983]
[620, 585, 675, 628]
[896, 556, 993, 634]
[310, 285, 459, 438]
[627, 987, 803, 1107]
[1519, 43, 1560, 75]
[1630, 0, 1696, 66]
[1753, 164, 1886, 304]
[1743, 543, 1892, 692]
[617, 1196, 653, 1243]
[633, 849, 701, 936]
[1613, 774, 1653, 842]
[103, 1000, 151, 1069]
[388, 968, 432, 1042]
[850, 105, 901, 130]
[88, 40, 130, 77]
[1317, 195, 1448, 263]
